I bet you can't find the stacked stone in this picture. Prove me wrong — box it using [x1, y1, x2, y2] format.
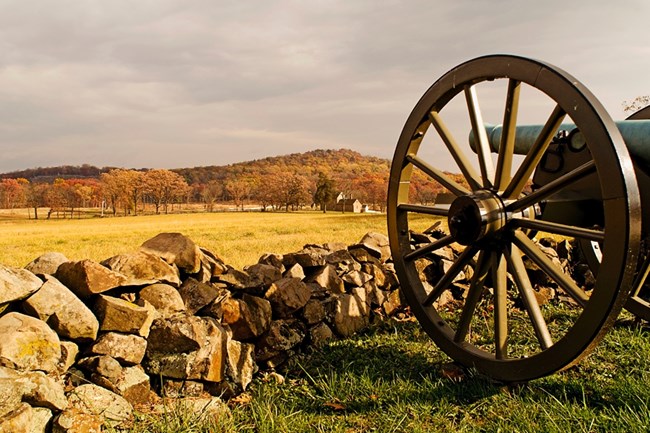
[0, 231, 403, 432]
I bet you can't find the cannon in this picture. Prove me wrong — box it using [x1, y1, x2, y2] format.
[387, 55, 650, 382]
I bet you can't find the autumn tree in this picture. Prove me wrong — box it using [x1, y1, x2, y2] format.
[623, 95, 650, 114]
[200, 180, 223, 212]
[25, 182, 48, 219]
[0, 178, 27, 209]
[225, 177, 253, 211]
[143, 169, 189, 214]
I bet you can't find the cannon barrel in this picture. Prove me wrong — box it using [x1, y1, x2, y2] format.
[470, 119, 650, 168]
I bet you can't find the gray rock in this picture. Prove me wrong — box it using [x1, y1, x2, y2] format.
[94, 295, 156, 337]
[0, 313, 61, 373]
[67, 383, 133, 426]
[0, 376, 24, 419]
[0, 402, 31, 433]
[325, 249, 361, 273]
[54, 260, 127, 299]
[307, 265, 345, 294]
[89, 332, 147, 365]
[102, 251, 181, 287]
[333, 292, 369, 337]
[255, 320, 304, 362]
[221, 294, 272, 340]
[29, 407, 53, 433]
[24, 252, 69, 276]
[0, 264, 42, 305]
[302, 299, 327, 325]
[309, 322, 334, 347]
[258, 253, 285, 272]
[283, 263, 305, 280]
[283, 246, 328, 268]
[21, 275, 99, 342]
[383, 289, 403, 316]
[146, 316, 228, 383]
[178, 278, 220, 315]
[341, 270, 372, 287]
[58, 341, 79, 374]
[52, 408, 102, 433]
[356, 232, 391, 262]
[244, 263, 283, 287]
[140, 232, 202, 274]
[265, 277, 311, 318]
[14, 370, 67, 412]
[114, 366, 154, 405]
[138, 283, 186, 317]
[226, 338, 255, 390]
[161, 379, 204, 398]
[78, 355, 122, 381]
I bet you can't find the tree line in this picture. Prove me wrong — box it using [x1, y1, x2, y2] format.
[0, 149, 447, 218]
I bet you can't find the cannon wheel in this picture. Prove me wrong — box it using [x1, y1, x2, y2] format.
[580, 105, 650, 320]
[387, 55, 641, 382]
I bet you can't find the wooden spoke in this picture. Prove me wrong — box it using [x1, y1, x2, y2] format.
[503, 104, 566, 199]
[465, 85, 495, 188]
[406, 154, 470, 196]
[506, 160, 596, 213]
[513, 232, 588, 307]
[505, 245, 553, 350]
[493, 250, 508, 359]
[429, 110, 482, 191]
[494, 79, 521, 190]
[423, 245, 479, 306]
[510, 218, 604, 242]
[404, 235, 454, 261]
[455, 251, 491, 343]
[397, 203, 449, 217]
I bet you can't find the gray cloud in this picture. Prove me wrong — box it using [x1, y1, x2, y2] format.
[0, 0, 648, 172]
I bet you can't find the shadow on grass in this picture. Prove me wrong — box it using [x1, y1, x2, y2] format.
[278, 319, 650, 419]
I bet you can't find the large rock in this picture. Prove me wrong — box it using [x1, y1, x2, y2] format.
[54, 260, 127, 299]
[306, 265, 345, 294]
[94, 295, 156, 337]
[355, 232, 391, 262]
[225, 338, 255, 391]
[341, 270, 372, 287]
[333, 292, 369, 337]
[283, 246, 328, 268]
[140, 232, 202, 274]
[0, 402, 32, 433]
[255, 320, 304, 362]
[21, 275, 99, 342]
[325, 249, 361, 273]
[220, 294, 272, 340]
[265, 277, 311, 318]
[58, 341, 79, 373]
[0, 376, 25, 419]
[67, 383, 133, 426]
[0, 313, 61, 373]
[9, 370, 67, 412]
[114, 366, 154, 405]
[0, 264, 42, 305]
[244, 263, 283, 287]
[102, 251, 181, 287]
[30, 407, 53, 433]
[52, 408, 102, 433]
[145, 316, 228, 382]
[89, 332, 147, 365]
[25, 252, 69, 276]
[138, 283, 186, 317]
[178, 278, 220, 315]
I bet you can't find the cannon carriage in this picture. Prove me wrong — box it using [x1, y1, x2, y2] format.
[387, 55, 650, 382]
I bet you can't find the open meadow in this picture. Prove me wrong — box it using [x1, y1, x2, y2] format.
[0, 209, 391, 269]
[2, 209, 649, 432]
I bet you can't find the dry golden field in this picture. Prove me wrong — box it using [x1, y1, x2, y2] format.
[0, 209, 401, 269]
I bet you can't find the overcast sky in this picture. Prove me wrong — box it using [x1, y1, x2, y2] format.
[0, 0, 648, 173]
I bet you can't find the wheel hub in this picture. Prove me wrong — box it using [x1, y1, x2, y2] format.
[448, 190, 507, 245]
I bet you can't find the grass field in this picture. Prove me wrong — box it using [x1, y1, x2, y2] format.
[4, 208, 647, 432]
[0, 209, 394, 269]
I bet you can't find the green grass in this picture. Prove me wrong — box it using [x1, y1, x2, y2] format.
[128, 314, 650, 432]
[0, 210, 391, 269]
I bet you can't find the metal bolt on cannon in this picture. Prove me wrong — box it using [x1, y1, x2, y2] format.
[387, 54, 650, 382]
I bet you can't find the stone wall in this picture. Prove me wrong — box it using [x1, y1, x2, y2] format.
[0, 232, 405, 432]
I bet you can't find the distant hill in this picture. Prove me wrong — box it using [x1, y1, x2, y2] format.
[0, 149, 390, 184]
